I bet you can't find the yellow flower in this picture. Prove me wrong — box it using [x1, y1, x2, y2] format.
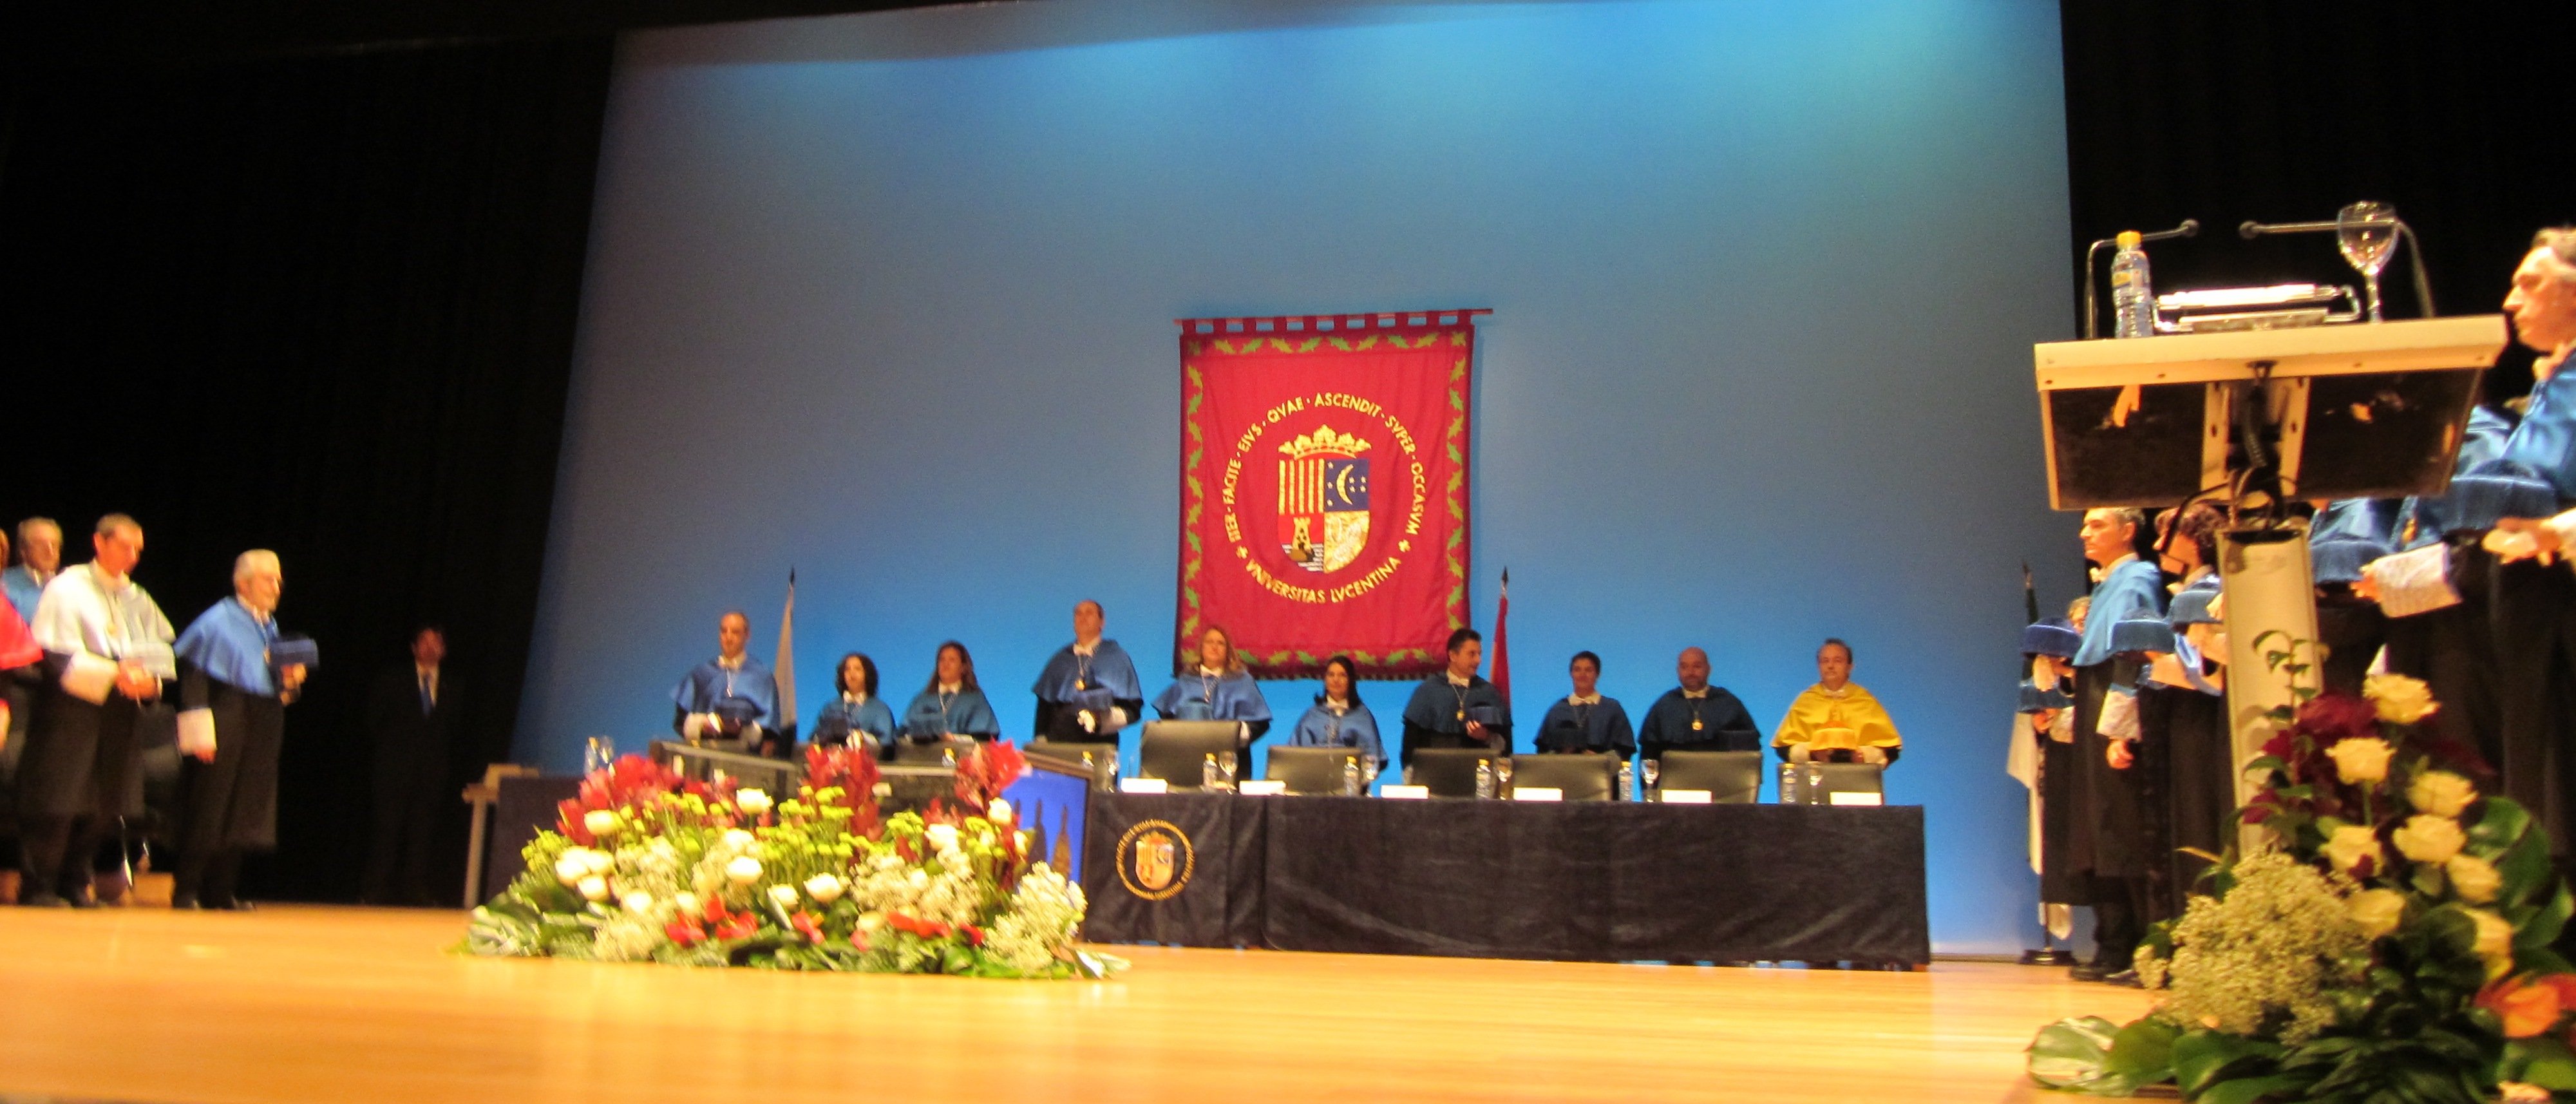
[2469, 908, 2515, 976]
[2448, 853, 2504, 904]
[2393, 815, 2467, 864]
[2325, 737, 2394, 785]
[2322, 824, 2385, 875]
[2363, 672, 2440, 725]
[2407, 771, 2478, 818]
[2347, 888, 2407, 939]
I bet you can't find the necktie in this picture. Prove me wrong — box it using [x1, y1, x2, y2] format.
[419, 672, 434, 714]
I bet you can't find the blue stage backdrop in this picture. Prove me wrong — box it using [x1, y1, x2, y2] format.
[518, 0, 2078, 955]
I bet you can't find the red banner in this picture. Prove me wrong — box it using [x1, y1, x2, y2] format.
[1175, 313, 1479, 678]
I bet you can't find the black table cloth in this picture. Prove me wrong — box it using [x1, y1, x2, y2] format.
[1083, 792, 1930, 965]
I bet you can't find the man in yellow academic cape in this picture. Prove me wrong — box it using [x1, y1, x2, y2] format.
[1772, 638, 1900, 766]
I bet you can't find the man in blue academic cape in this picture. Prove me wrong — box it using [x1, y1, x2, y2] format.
[1534, 651, 1634, 759]
[3, 516, 62, 622]
[171, 550, 312, 909]
[1398, 627, 1511, 766]
[1635, 647, 1760, 762]
[1031, 600, 1143, 745]
[671, 610, 780, 751]
[2065, 506, 2166, 984]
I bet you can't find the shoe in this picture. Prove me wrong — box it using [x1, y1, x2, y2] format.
[216, 899, 256, 912]
[172, 893, 202, 910]
[20, 892, 69, 908]
[64, 890, 99, 909]
[2104, 969, 2144, 988]
[2069, 964, 2113, 982]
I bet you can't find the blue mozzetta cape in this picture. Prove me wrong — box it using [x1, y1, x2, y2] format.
[671, 656, 777, 727]
[1535, 696, 1636, 756]
[2072, 558, 2166, 669]
[900, 685, 1001, 738]
[1152, 669, 1271, 723]
[1031, 640, 1142, 711]
[2505, 368, 2576, 504]
[1287, 700, 1384, 765]
[175, 598, 279, 695]
[1401, 676, 1510, 736]
[813, 694, 896, 748]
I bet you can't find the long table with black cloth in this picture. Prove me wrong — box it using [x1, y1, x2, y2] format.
[1083, 792, 1931, 965]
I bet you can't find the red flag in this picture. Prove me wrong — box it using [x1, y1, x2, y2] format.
[1490, 568, 1510, 705]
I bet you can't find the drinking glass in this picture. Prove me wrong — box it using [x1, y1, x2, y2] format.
[1642, 758, 1661, 800]
[584, 736, 614, 775]
[1218, 749, 1238, 785]
[1494, 758, 1514, 793]
[2338, 201, 2400, 322]
[1362, 756, 1381, 786]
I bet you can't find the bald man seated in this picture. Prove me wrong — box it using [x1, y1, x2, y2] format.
[670, 611, 780, 752]
[1636, 647, 1763, 762]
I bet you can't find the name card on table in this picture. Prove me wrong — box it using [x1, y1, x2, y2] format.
[1828, 791, 1884, 806]
[1380, 785, 1430, 799]
[1236, 780, 1287, 796]
[1119, 777, 1170, 794]
[1510, 787, 1564, 802]
[1658, 790, 1713, 804]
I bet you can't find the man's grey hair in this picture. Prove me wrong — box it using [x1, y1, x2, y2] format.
[233, 549, 280, 581]
[2535, 227, 2576, 278]
[17, 517, 59, 544]
[95, 513, 140, 538]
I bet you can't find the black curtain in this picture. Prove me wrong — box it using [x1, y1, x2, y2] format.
[0, 39, 611, 901]
[2061, 1, 2576, 395]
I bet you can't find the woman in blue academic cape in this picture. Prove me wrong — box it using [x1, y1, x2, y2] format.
[899, 641, 1003, 743]
[813, 652, 898, 756]
[1534, 651, 1635, 758]
[1151, 624, 1272, 743]
[1286, 654, 1383, 768]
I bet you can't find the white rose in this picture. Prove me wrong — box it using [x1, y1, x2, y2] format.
[987, 799, 1013, 825]
[576, 875, 610, 902]
[735, 788, 773, 815]
[2409, 771, 2478, 819]
[722, 828, 754, 849]
[2322, 824, 2385, 874]
[2393, 815, 2467, 865]
[2364, 673, 2439, 726]
[672, 891, 700, 915]
[2468, 908, 2515, 976]
[554, 852, 590, 885]
[1014, 830, 1030, 852]
[2447, 853, 2505, 904]
[584, 809, 620, 837]
[581, 848, 614, 877]
[906, 869, 929, 890]
[620, 891, 654, 914]
[2347, 888, 2407, 939]
[726, 855, 763, 883]
[766, 883, 799, 909]
[804, 873, 846, 904]
[924, 824, 961, 852]
[2325, 737, 2394, 785]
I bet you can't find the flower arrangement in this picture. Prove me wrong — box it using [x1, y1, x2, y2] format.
[2030, 645, 2576, 1103]
[462, 743, 1122, 979]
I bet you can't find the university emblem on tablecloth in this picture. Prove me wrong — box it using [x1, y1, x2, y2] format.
[1277, 425, 1371, 573]
[1115, 819, 1195, 900]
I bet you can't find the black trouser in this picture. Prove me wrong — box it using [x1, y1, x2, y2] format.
[2087, 874, 2148, 970]
[174, 848, 243, 905]
[17, 814, 109, 902]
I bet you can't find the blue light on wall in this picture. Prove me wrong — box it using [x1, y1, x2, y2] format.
[520, 0, 2080, 953]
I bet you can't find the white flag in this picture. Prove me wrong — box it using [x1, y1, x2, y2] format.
[775, 569, 798, 735]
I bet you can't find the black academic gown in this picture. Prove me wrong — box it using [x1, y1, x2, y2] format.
[16, 656, 162, 823]
[2038, 716, 2083, 906]
[1635, 688, 1761, 761]
[2380, 537, 2504, 776]
[2138, 681, 2229, 917]
[2489, 556, 2576, 858]
[2066, 660, 2148, 882]
[177, 662, 288, 853]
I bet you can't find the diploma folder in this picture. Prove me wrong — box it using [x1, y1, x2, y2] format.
[270, 636, 319, 670]
[2032, 316, 2506, 508]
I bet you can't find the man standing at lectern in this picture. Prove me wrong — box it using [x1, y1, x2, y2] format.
[671, 611, 779, 750]
[2066, 507, 2164, 984]
[1030, 600, 1142, 744]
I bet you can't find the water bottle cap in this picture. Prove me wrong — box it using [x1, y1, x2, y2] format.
[2116, 230, 2142, 249]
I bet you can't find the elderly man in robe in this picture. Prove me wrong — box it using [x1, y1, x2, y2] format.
[1773, 638, 1899, 765]
[171, 550, 311, 909]
[3, 517, 62, 622]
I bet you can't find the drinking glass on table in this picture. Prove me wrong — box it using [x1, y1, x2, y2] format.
[1642, 757, 1660, 801]
[2338, 200, 2400, 322]
[1218, 749, 1237, 788]
[584, 736, 614, 775]
[1494, 757, 1514, 794]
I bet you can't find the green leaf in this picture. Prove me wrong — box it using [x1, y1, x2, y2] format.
[2471, 797, 2534, 859]
[2197, 1071, 2312, 1104]
[2516, 884, 2573, 951]
[2172, 1030, 2282, 1097]
[2521, 1036, 2576, 1091]
[2028, 1016, 2133, 1092]
[2107, 1017, 2181, 1083]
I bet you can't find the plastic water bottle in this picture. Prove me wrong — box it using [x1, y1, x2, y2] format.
[2110, 230, 2154, 338]
[1780, 761, 1799, 804]
[1474, 758, 1495, 799]
[1342, 755, 1361, 796]
[1202, 752, 1220, 790]
[1616, 759, 1634, 802]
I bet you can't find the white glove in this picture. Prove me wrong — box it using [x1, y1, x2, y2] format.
[1077, 709, 1096, 734]
[683, 713, 709, 739]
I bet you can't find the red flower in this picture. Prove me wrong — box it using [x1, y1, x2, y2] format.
[886, 911, 951, 939]
[849, 928, 871, 952]
[666, 917, 706, 947]
[960, 924, 985, 947]
[791, 911, 826, 945]
[2481, 975, 2576, 1038]
[951, 741, 1030, 815]
[2295, 693, 2380, 744]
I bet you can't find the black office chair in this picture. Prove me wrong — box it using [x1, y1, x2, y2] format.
[1785, 761, 1886, 804]
[1408, 747, 1501, 799]
[1265, 745, 1367, 794]
[1023, 737, 1112, 767]
[1653, 750, 1764, 804]
[886, 736, 982, 766]
[1139, 720, 1244, 789]
[1502, 754, 1617, 801]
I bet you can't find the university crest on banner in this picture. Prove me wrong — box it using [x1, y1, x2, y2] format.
[1176, 310, 1482, 678]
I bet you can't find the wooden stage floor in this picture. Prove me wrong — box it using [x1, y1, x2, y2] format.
[0, 906, 2153, 1103]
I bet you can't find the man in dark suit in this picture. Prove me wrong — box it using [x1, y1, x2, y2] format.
[363, 625, 455, 906]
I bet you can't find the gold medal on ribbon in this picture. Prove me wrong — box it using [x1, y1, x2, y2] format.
[1075, 679, 1086, 690]
[1691, 719, 1705, 731]
[1456, 710, 1466, 721]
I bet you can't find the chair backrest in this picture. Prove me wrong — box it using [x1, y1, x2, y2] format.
[1139, 720, 1242, 787]
[1787, 761, 1886, 804]
[1654, 750, 1765, 804]
[1409, 747, 1501, 799]
[1023, 737, 1112, 768]
[1504, 753, 1618, 801]
[886, 736, 981, 766]
[1265, 745, 1367, 794]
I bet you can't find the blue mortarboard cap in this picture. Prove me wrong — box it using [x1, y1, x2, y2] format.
[2168, 584, 2221, 626]
[2309, 536, 2392, 585]
[2111, 616, 2175, 654]
[2022, 619, 2080, 658]
[2018, 681, 2073, 714]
